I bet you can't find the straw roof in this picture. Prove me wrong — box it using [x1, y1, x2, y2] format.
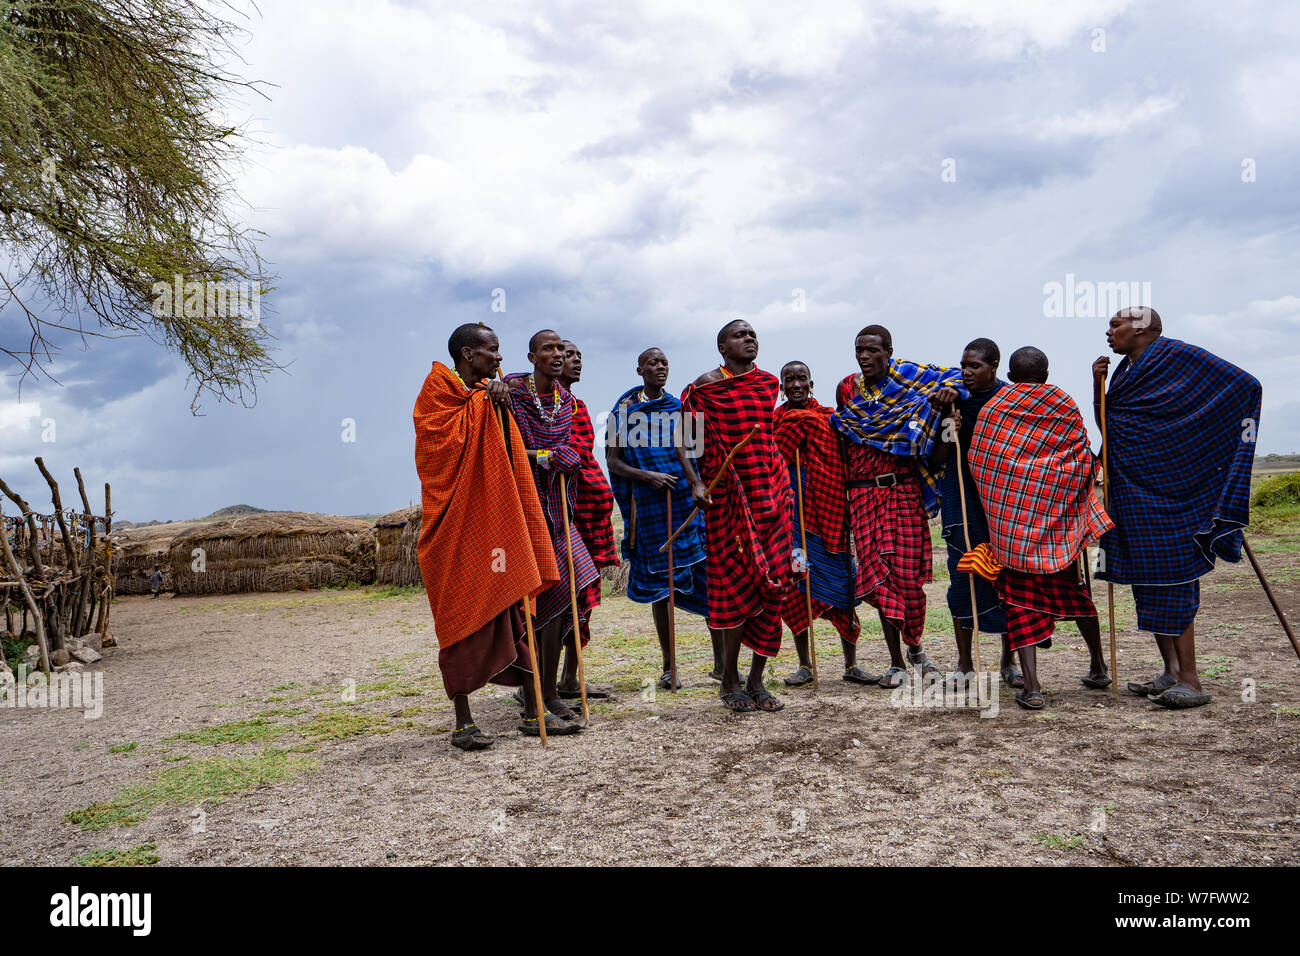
[374, 506, 423, 587]
[110, 521, 202, 595]
[167, 512, 376, 594]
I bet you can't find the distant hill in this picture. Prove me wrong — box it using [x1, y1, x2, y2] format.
[202, 504, 270, 520]
[1255, 454, 1300, 475]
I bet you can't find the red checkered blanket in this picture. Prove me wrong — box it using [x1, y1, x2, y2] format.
[681, 367, 793, 655]
[569, 397, 619, 569]
[968, 383, 1113, 573]
[773, 398, 848, 553]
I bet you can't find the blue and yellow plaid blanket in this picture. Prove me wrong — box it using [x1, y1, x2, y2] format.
[1097, 336, 1261, 585]
[831, 359, 967, 516]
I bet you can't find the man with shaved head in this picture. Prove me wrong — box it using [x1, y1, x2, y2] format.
[832, 325, 966, 688]
[608, 347, 723, 687]
[965, 346, 1112, 707]
[501, 329, 599, 732]
[679, 319, 794, 713]
[556, 339, 618, 701]
[1093, 307, 1262, 709]
[774, 360, 868, 686]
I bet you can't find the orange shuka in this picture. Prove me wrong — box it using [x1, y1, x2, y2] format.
[413, 362, 559, 649]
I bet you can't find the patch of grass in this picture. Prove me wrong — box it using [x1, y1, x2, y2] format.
[1272, 705, 1300, 719]
[1252, 473, 1300, 508]
[1033, 833, 1083, 850]
[162, 754, 190, 763]
[255, 707, 310, 719]
[1197, 655, 1236, 678]
[1247, 535, 1300, 555]
[294, 711, 395, 741]
[75, 844, 160, 867]
[367, 584, 422, 599]
[107, 742, 137, 755]
[167, 718, 287, 747]
[2, 630, 32, 672]
[269, 682, 301, 692]
[65, 748, 317, 831]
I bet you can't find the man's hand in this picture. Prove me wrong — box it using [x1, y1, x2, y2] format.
[481, 379, 510, 407]
[944, 406, 963, 433]
[641, 470, 677, 491]
[929, 386, 960, 408]
[1092, 356, 1110, 384]
[690, 479, 712, 509]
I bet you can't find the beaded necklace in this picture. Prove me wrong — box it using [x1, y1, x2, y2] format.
[718, 364, 735, 379]
[528, 373, 560, 424]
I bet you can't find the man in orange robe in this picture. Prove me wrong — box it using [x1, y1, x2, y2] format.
[413, 322, 574, 749]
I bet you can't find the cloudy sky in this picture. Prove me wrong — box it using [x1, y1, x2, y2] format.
[3, 0, 1298, 521]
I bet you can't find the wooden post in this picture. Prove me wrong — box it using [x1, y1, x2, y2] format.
[560, 473, 590, 725]
[0, 503, 49, 674]
[665, 490, 678, 691]
[794, 449, 819, 693]
[1099, 389, 1118, 699]
[950, 421, 983, 707]
[0, 477, 44, 578]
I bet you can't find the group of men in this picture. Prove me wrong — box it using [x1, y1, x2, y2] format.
[414, 307, 1261, 750]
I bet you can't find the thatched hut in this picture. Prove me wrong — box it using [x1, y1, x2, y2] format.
[167, 513, 376, 595]
[374, 506, 423, 587]
[111, 522, 201, 595]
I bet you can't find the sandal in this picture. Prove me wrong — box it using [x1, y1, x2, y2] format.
[1080, 672, 1112, 690]
[784, 665, 814, 687]
[559, 684, 612, 700]
[1127, 673, 1175, 697]
[1149, 684, 1212, 709]
[518, 712, 583, 736]
[747, 685, 785, 712]
[842, 665, 880, 685]
[907, 647, 940, 677]
[544, 699, 581, 722]
[450, 723, 494, 751]
[657, 670, 676, 690]
[721, 691, 758, 713]
[877, 666, 907, 689]
[1015, 690, 1045, 710]
[1000, 666, 1024, 688]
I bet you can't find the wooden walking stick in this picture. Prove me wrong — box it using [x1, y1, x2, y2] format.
[1241, 536, 1300, 662]
[1099, 387, 1119, 699]
[665, 490, 679, 691]
[660, 424, 760, 552]
[494, 370, 547, 743]
[949, 415, 983, 707]
[560, 472, 590, 725]
[794, 449, 819, 692]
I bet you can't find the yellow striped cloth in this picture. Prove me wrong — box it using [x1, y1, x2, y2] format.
[957, 542, 1003, 583]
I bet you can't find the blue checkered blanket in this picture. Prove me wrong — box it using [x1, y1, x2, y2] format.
[1097, 337, 1261, 585]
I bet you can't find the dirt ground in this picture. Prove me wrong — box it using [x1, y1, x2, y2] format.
[4, 534, 1299, 867]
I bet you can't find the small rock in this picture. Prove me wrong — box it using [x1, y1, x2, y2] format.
[23, 646, 39, 666]
[50, 648, 70, 667]
[78, 633, 103, 651]
[851, 739, 861, 747]
[70, 645, 102, 664]
[385, 852, 397, 859]
[55, 661, 83, 673]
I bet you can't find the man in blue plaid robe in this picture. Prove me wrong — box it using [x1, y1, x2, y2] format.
[1094, 307, 1261, 709]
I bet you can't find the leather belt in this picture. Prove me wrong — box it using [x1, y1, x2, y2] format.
[848, 473, 910, 489]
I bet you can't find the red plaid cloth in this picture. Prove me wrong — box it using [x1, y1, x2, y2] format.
[773, 398, 848, 553]
[569, 397, 619, 569]
[681, 367, 793, 657]
[780, 589, 860, 642]
[999, 562, 1097, 652]
[837, 378, 929, 646]
[968, 383, 1113, 574]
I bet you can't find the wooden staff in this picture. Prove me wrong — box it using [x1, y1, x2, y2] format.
[794, 449, 819, 692]
[1242, 536, 1300, 661]
[660, 424, 760, 553]
[949, 417, 983, 707]
[493, 367, 547, 743]
[665, 490, 678, 691]
[559, 473, 590, 725]
[1099, 387, 1119, 699]
[0, 503, 49, 674]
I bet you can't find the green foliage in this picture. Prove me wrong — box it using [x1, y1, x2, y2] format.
[166, 717, 286, 746]
[1032, 833, 1083, 850]
[0, 0, 276, 407]
[75, 843, 159, 867]
[107, 742, 137, 754]
[1252, 473, 1300, 508]
[66, 747, 316, 830]
[2, 630, 31, 671]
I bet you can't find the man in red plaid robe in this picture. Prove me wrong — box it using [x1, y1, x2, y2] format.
[679, 319, 793, 713]
[557, 339, 618, 701]
[967, 347, 1114, 709]
[773, 361, 868, 687]
[832, 325, 964, 688]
